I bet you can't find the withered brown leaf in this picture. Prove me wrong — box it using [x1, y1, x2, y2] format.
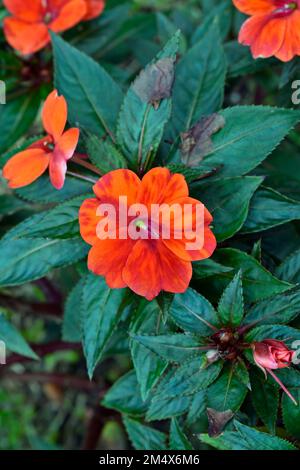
[181, 113, 225, 167]
[207, 407, 234, 437]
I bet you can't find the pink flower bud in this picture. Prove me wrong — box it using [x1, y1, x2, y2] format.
[252, 339, 297, 405]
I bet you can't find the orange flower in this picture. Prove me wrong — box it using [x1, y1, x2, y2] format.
[84, 0, 105, 20]
[79, 168, 216, 301]
[233, 0, 300, 62]
[3, 0, 105, 55]
[3, 90, 79, 190]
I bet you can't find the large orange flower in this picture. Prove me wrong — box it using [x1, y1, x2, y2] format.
[233, 0, 300, 62]
[3, 0, 105, 55]
[79, 168, 216, 301]
[3, 90, 79, 190]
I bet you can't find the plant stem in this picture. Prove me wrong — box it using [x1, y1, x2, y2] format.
[66, 171, 98, 184]
[72, 155, 102, 176]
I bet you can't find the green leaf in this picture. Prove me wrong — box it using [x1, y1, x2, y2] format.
[147, 394, 191, 422]
[169, 419, 193, 450]
[193, 176, 263, 242]
[207, 365, 248, 412]
[186, 389, 207, 425]
[16, 174, 92, 204]
[243, 286, 300, 327]
[130, 300, 168, 400]
[131, 333, 202, 363]
[151, 356, 223, 401]
[0, 92, 40, 153]
[250, 371, 279, 434]
[168, 23, 226, 139]
[0, 195, 25, 218]
[81, 274, 129, 378]
[102, 370, 148, 416]
[191, 1, 232, 43]
[10, 195, 89, 240]
[276, 248, 300, 283]
[52, 33, 123, 139]
[200, 106, 300, 178]
[62, 277, 86, 342]
[123, 417, 167, 450]
[0, 311, 38, 359]
[200, 421, 296, 450]
[193, 259, 233, 280]
[85, 133, 127, 173]
[218, 271, 244, 327]
[242, 187, 300, 234]
[169, 288, 219, 336]
[282, 389, 300, 439]
[212, 248, 291, 303]
[117, 31, 180, 169]
[246, 325, 300, 343]
[0, 238, 88, 287]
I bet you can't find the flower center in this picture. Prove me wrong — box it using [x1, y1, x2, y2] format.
[135, 219, 148, 231]
[44, 12, 53, 24]
[274, 2, 298, 16]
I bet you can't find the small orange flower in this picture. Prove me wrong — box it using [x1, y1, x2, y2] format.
[3, 90, 79, 190]
[79, 168, 216, 301]
[3, 0, 105, 55]
[233, 0, 300, 62]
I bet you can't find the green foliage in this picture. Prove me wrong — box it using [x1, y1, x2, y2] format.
[0, 311, 38, 359]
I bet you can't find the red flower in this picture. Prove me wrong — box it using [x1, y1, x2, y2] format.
[253, 339, 297, 404]
[233, 0, 300, 62]
[79, 168, 216, 301]
[3, 0, 105, 55]
[3, 90, 79, 190]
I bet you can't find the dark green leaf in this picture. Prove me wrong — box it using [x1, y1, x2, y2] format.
[169, 418, 193, 450]
[282, 389, 300, 439]
[169, 24, 226, 139]
[199, 420, 296, 450]
[0, 238, 88, 287]
[193, 259, 233, 280]
[102, 370, 148, 417]
[242, 187, 300, 234]
[0, 311, 38, 359]
[85, 133, 127, 173]
[200, 107, 300, 178]
[192, 176, 263, 241]
[131, 333, 202, 363]
[207, 365, 248, 412]
[169, 288, 219, 336]
[212, 249, 291, 303]
[243, 286, 300, 327]
[218, 271, 244, 327]
[117, 31, 180, 169]
[124, 417, 167, 450]
[62, 277, 86, 342]
[250, 371, 279, 434]
[146, 394, 191, 422]
[186, 389, 207, 425]
[276, 249, 300, 283]
[52, 33, 123, 139]
[246, 325, 300, 343]
[81, 274, 129, 378]
[130, 300, 168, 400]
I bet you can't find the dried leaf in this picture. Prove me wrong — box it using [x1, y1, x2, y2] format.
[133, 58, 175, 108]
[207, 408, 234, 437]
[181, 113, 225, 167]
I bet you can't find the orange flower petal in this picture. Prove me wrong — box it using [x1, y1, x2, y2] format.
[123, 239, 192, 300]
[3, 148, 50, 188]
[276, 10, 300, 61]
[163, 227, 217, 262]
[54, 128, 79, 160]
[238, 14, 287, 59]
[3, 17, 49, 55]
[93, 169, 141, 206]
[49, 153, 67, 190]
[3, 0, 44, 22]
[88, 238, 135, 288]
[42, 90, 67, 142]
[83, 0, 105, 20]
[232, 0, 274, 15]
[138, 167, 189, 207]
[49, 0, 87, 33]
[79, 198, 103, 246]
